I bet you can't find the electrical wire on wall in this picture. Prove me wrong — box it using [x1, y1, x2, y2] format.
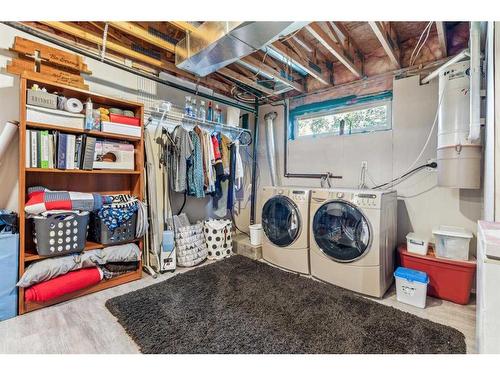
[409, 21, 434, 66]
[403, 73, 448, 174]
[372, 162, 437, 190]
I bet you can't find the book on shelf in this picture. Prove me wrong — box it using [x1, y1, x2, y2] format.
[25, 127, 132, 171]
[25, 129, 31, 168]
[30, 130, 37, 168]
[81, 135, 96, 170]
[66, 134, 75, 169]
[40, 130, 49, 169]
[56, 132, 67, 169]
[48, 133, 54, 169]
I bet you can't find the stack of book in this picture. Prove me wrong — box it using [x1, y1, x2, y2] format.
[25, 129, 96, 170]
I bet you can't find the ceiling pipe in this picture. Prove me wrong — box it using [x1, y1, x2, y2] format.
[468, 21, 481, 142]
[2, 22, 256, 114]
[421, 49, 469, 84]
[175, 21, 308, 77]
[264, 111, 280, 187]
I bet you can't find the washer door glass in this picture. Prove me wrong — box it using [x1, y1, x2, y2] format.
[313, 201, 370, 262]
[262, 196, 301, 247]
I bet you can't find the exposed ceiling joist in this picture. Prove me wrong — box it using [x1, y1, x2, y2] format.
[368, 21, 401, 69]
[37, 22, 232, 95]
[269, 40, 330, 85]
[291, 34, 313, 53]
[306, 22, 363, 78]
[217, 67, 277, 96]
[240, 55, 304, 92]
[436, 22, 447, 57]
[168, 21, 199, 34]
[324, 22, 342, 45]
[40, 21, 167, 68]
[285, 37, 309, 62]
[330, 22, 363, 56]
[108, 21, 175, 52]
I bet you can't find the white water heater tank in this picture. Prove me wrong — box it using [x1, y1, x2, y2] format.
[437, 61, 482, 189]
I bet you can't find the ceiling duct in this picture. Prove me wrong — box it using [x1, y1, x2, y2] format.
[175, 21, 308, 77]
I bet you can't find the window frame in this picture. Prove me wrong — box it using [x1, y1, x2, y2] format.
[288, 91, 393, 140]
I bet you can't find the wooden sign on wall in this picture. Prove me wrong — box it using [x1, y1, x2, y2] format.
[6, 36, 91, 89]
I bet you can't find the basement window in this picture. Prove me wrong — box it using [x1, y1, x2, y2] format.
[289, 92, 392, 139]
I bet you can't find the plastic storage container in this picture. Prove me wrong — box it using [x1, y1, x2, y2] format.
[394, 267, 429, 308]
[398, 245, 476, 304]
[32, 211, 89, 257]
[108, 113, 140, 126]
[406, 232, 429, 255]
[432, 225, 473, 260]
[26, 105, 84, 130]
[0, 231, 19, 321]
[249, 223, 263, 246]
[26, 89, 57, 109]
[88, 212, 137, 245]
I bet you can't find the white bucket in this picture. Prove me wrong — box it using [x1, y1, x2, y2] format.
[249, 224, 263, 246]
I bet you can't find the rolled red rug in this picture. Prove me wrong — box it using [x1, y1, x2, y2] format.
[25, 267, 103, 303]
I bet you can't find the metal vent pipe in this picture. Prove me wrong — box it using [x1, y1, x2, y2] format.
[264, 111, 280, 187]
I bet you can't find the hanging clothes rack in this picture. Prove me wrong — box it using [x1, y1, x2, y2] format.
[148, 101, 253, 146]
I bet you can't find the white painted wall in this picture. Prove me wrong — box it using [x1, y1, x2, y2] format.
[256, 75, 483, 252]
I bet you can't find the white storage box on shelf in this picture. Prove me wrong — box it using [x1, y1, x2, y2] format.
[26, 105, 84, 130]
[394, 267, 429, 308]
[26, 90, 57, 109]
[406, 232, 429, 255]
[432, 225, 473, 261]
[101, 121, 141, 137]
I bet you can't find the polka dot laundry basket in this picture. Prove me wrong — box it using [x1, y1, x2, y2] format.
[204, 219, 233, 260]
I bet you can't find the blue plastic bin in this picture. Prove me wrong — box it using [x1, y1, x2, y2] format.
[0, 231, 19, 321]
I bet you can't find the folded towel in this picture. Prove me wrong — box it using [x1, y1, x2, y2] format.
[101, 261, 139, 279]
[103, 261, 140, 273]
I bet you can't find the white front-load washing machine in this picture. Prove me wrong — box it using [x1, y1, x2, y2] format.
[309, 188, 397, 297]
[261, 186, 310, 274]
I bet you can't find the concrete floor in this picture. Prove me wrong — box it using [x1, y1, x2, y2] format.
[0, 257, 476, 354]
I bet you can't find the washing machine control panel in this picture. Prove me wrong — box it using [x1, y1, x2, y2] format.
[352, 193, 379, 208]
[291, 190, 308, 201]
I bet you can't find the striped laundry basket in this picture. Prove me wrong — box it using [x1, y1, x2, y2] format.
[175, 223, 208, 267]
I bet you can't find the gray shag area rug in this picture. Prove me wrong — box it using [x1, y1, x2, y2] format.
[105, 255, 466, 354]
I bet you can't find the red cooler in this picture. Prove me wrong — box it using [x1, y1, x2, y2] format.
[398, 244, 476, 305]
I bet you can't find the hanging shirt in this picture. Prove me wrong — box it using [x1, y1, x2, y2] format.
[194, 126, 208, 188]
[234, 140, 244, 190]
[172, 126, 193, 193]
[187, 131, 205, 198]
[220, 134, 232, 175]
[207, 132, 216, 192]
[211, 135, 221, 160]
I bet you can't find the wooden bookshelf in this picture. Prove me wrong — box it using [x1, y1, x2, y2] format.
[18, 74, 144, 314]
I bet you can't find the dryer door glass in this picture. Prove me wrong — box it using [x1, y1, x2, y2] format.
[313, 201, 371, 262]
[262, 196, 301, 247]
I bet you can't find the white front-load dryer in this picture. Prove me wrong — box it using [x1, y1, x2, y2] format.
[261, 186, 310, 274]
[309, 188, 397, 297]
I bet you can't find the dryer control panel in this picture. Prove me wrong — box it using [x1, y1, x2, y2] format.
[351, 193, 379, 209]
